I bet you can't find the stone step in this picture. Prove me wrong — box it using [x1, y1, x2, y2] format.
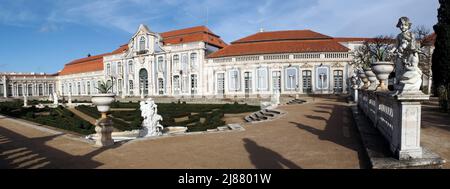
[254, 112, 265, 118]
[260, 110, 275, 117]
[249, 114, 259, 121]
[265, 109, 281, 114]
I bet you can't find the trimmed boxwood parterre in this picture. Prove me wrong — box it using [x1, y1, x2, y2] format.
[0, 101, 95, 135]
[78, 101, 259, 132]
[1, 100, 259, 134]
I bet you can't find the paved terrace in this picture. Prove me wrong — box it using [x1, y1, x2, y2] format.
[0, 96, 411, 169]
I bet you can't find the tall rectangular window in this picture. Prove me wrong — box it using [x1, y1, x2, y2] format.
[106, 63, 111, 75]
[173, 76, 180, 95]
[229, 69, 240, 91]
[257, 68, 268, 91]
[333, 70, 344, 93]
[0, 84, 3, 97]
[272, 71, 281, 92]
[157, 56, 164, 72]
[181, 53, 188, 74]
[173, 55, 180, 71]
[190, 53, 197, 70]
[217, 73, 225, 95]
[118, 62, 123, 75]
[128, 61, 134, 74]
[129, 80, 134, 95]
[285, 68, 298, 90]
[191, 74, 198, 95]
[302, 70, 312, 93]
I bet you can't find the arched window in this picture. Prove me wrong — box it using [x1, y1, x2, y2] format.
[190, 53, 197, 69]
[18, 84, 23, 96]
[49, 84, 53, 94]
[77, 82, 81, 95]
[28, 84, 33, 96]
[139, 36, 146, 51]
[87, 81, 91, 95]
[181, 53, 188, 74]
[106, 63, 111, 75]
[38, 84, 43, 96]
[118, 62, 122, 74]
[157, 56, 164, 72]
[128, 60, 134, 74]
[173, 55, 180, 71]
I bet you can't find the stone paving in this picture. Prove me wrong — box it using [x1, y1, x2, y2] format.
[0, 97, 378, 169]
[421, 101, 450, 169]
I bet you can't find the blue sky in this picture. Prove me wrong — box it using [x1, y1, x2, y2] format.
[0, 0, 439, 73]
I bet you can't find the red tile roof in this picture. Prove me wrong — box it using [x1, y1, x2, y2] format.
[333, 37, 373, 42]
[2, 73, 57, 78]
[209, 30, 351, 58]
[59, 43, 130, 76]
[232, 30, 332, 44]
[60, 26, 227, 76]
[59, 53, 109, 76]
[160, 26, 227, 48]
[422, 33, 436, 46]
[209, 40, 349, 58]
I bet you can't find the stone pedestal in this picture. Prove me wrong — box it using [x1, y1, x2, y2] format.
[68, 94, 72, 105]
[393, 93, 429, 160]
[95, 116, 114, 147]
[353, 88, 358, 103]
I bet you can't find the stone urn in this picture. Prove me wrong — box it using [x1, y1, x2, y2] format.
[371, 61, 394, 91]
[364, 68, 378, 90]
[358, 70, 370, 89]
[91, 93, 116, 117]
[91, 93, 115, 147]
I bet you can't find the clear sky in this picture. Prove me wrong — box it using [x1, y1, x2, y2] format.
[0, 0, 439, 74]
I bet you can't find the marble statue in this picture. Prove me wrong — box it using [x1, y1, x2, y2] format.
[139, 98, 163, 137]
[23, 95, 27, 107]
[271, 90, 281, 105]
[394, 17, 422, 94]
[53, 92, 58, 105]
[260, 90, 281, 110]
[68, 92, 73, 105]
[351, 71, 359, 90]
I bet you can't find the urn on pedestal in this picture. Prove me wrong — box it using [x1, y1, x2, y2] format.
[371, 61, 394, 91]
[91, 81, 115, 147]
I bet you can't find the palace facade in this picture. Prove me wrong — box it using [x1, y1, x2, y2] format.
[1, 24, 378, 99]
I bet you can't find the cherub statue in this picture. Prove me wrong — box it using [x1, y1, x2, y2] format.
[393, 17, 422, 93]
[139, 98, 163, 137]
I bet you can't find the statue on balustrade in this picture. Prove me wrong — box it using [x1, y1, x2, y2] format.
[393, 17, 423, 94]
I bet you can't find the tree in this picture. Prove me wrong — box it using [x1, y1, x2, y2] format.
[432, 0, 450, 111]
[413, 25, 433, 93]
[351, 35, 395, 70]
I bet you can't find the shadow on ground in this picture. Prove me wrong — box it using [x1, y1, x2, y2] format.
[289, 102, 370, 168]
[243, 138, 301, 169]
[0, 126, 125, 169]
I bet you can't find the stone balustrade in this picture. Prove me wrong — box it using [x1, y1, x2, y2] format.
[358, 89, 429, 160]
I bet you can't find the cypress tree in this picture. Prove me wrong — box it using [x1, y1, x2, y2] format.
[432, 0, 450, 111]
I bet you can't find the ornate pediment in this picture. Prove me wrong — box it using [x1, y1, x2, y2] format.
[331, 62, 345, 68]
[128, 24, 166, 56]
[300, 63, 313, 68]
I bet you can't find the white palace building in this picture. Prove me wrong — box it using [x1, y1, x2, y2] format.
[1, 24, 372, 99]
